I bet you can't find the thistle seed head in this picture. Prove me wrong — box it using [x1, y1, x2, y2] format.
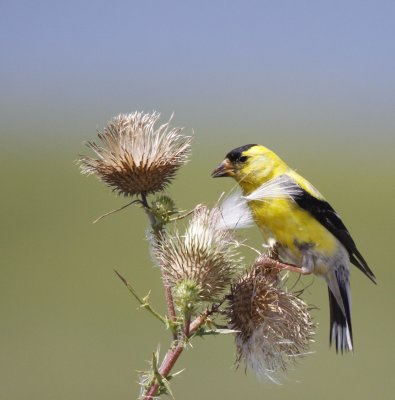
[79, 111, 192, 196]
[227, 255, 315, 382]
[153, 206, 242, 302]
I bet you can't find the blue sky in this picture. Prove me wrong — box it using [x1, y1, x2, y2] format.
[2, 0, 394, 142]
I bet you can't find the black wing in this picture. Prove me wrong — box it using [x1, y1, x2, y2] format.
[293, 188, 376, 284]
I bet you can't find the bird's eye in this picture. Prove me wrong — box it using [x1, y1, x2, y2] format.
[239, 155, 248, 162]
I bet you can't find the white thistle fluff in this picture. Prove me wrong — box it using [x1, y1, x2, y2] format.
[216, 191, 254, 230]
[235, 301, 314, 384]
[244, 174, 302, 202]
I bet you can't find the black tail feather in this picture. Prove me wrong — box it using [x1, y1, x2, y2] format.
[328, 288, 353, 353]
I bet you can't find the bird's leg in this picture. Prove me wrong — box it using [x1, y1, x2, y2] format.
[270, 259, 311, 275]
[267, 243, 312, 275]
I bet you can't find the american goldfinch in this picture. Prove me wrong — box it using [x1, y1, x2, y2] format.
[212, 144, 376, 353]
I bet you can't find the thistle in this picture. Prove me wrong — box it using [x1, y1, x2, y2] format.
[79, 111, 191, 196]
[227, 255, 316, 382]
[79, 111, 318, 399]
[153, 206, 242, 304]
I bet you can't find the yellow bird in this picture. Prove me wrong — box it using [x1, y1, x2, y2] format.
[212, 144, 376, 353]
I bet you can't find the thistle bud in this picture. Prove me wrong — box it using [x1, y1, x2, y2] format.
[173, 279, 201, 316]
[150, 195, 177, 227]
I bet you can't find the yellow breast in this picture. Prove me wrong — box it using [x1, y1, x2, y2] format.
[249, 198, 338, 257]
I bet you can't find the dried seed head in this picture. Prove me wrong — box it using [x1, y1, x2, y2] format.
[227, 255, 315, 382]
[153, 206, 242, 302]
[79, 111, 192, 196]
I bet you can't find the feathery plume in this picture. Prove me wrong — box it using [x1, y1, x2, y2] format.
[243, 174, 303, 202]
[216, 190, 254, 230]
[79, 111, 192, 196]
[227, 255, 315, 382]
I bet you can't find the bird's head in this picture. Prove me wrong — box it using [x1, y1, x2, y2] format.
[211, 144, 288, 193]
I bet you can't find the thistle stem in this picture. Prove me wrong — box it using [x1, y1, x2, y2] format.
[143, 306, 220, 400]
[184, 314, 191, 337]
[140, 193, 158, 228]
[140, 193, 178, 337]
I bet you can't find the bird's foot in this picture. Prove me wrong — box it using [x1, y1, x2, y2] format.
[265, 243, 311, 275]
[271, 260, 311, 275]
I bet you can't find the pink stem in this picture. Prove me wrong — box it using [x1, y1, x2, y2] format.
[143, 312, 210, 399]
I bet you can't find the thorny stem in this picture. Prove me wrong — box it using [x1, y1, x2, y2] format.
[141, 193, 157, 228]
[184, 313, 191, 338]
[140, 193, 178, 338]
[143, 304, 221, 400]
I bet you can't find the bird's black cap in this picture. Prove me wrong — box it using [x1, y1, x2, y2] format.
[226, 144, 257, 162]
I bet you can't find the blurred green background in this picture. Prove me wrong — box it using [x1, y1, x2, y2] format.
[1, 1, 394, 399]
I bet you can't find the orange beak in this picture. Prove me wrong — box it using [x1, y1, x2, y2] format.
[211, 158, 235, 178]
